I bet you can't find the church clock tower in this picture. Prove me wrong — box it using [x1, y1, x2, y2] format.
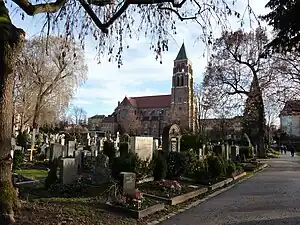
[171, 43, 195, 131]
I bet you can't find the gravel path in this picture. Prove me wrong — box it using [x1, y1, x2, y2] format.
[160, 153, 300, 225]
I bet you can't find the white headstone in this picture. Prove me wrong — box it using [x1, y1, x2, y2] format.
[130, 136, 153, 161]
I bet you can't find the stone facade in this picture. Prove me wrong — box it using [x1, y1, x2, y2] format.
[280, 100, 300, 137]
[114, 44, 196, 136]
[87, 44, 196, 137]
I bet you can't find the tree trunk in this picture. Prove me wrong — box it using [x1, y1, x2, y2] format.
[0, 4, 25, 223]
[30, 93, 43, 151]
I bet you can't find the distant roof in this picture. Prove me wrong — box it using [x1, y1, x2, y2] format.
[175, 43, 188, 61]
[102, 116, 115, 123]
[280, 100, 300, 116]
[88, 115, 105, 120]
[121, 95, 171, 108]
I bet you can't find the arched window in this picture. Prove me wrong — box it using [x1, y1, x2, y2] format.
[181, 76, 184, 86]
[177, 76, 180, 86]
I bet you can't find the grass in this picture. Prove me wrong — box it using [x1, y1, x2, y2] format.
[16, 169, 48, 181]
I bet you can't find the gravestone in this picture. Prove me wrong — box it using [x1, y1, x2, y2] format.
[130, 136, 153, 161]
[213, 145, 225, 156]
[74, 150, 82, 170]
[50, 143, 63, 161]
[93, 153, 111, 184]
[230, 145, 239, 161]
[120, 172, 136, 195]
[40, 143, 47, 155]
[60, 158, 77, 184]
[168, 124, 182, 152]
[68, 141, 76, 157]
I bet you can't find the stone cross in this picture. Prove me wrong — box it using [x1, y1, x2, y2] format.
[27, 148, 36, 161]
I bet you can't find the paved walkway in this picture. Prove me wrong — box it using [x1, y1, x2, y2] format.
[160, 153, 300, 225]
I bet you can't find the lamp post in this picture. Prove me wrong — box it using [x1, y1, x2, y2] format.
[158, 110, 163, 146]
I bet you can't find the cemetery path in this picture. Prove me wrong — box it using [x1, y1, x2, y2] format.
[159, 153, 300, 225]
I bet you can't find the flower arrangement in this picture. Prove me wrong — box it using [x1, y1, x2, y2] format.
[156, 179, 182, 190]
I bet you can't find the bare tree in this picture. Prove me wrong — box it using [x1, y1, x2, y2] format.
[14, 36, 87, 150]
[70, 106, 87, 125]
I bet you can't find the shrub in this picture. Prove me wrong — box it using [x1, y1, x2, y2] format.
[49, 180, 88, 197]
[226, 160, 237, 177]
[45, 159, 59, 189]
[12, 150, 24, 171]
[167, 152, 189, 178]
[111, 152, 152, 181]
[191, 159, 210, 182]
[207, 155, 223, 178]
[182, 151, 199, 177]
[16, 131, 30, 148]
[119, 142, 129, 157]
[103, 141, 116, 162]
[153, 151, 167, 181]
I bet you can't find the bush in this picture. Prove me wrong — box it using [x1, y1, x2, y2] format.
[16, 131, 30, 148]
[12, 150, 24, 171]
[45, 159, 59, 189]
[103, 141, 116, 161]
[153, 151, 167, 181]
[207, 155, 223, 178]
[182, 151, 199, 177]
[119, 142, 129, 157]
[167, 152, 189, 178]
[49, 180, 88, 197]
[111, 152, 152, 181]
[226, 160, 237, 177]
[191, 159, 210, 182]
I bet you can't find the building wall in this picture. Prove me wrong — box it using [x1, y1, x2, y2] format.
[281, 115, 300, 137]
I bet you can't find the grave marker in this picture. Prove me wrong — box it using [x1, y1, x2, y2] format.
[120, 172, 136, 195]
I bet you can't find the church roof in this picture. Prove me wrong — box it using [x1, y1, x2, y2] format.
[175, 43, 188, 60]
[121, 95, 171, 109]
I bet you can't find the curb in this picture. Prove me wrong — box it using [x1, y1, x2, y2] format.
[147, 166, 268, 225]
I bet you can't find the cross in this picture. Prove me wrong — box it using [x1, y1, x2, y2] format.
[27, 148, 36, 162]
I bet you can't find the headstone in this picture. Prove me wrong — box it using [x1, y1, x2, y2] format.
[230, 145, 239, 161]
[153, 139, 159, 151]
[50, 143, 63, 161]
[130, 136, 153, 161]
[225, 144, 230, 160]
[11, 138, 16, 150]
[60, 158, 77, 184]
[41, 143, 47, 155]
[74, 150, 82, 170]
[68, 141, 76, 157]
[62, 145, 68, 158]
[120, 172, 136, 195]
[93, 153, 111, 184]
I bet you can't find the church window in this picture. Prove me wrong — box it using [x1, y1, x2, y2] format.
[181, 76, 184, 86]
[177, 76, 180, 86]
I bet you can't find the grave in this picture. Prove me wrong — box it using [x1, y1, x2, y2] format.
[130, 136, 153, 161]
[60, 158, 77, 184]
[162, 124, 182, 152]
[68, 141, 76, 157]
[120, 172, 136, 195]
[74, 150, 83, 170]
[230, 145, 239, 161]
[93, 153, 111, 184]
[50, 143, 63, 161]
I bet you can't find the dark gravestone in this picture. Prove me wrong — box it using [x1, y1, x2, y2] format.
[120, 172, 136, 195]
[213, 145, 224, 156]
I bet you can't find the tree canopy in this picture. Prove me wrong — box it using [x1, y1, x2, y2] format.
[262, 0, 300, 53]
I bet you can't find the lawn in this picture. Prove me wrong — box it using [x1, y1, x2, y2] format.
[16, 169, 48, 180]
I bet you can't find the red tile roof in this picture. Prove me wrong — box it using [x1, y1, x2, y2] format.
[123, 95, 171, 108]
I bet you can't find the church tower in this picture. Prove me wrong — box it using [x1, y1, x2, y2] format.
[171, 43, 195, 131]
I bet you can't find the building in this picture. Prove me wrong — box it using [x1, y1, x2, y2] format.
[280, 100, 300, 137]
[112, 43, 196, 136]
[88, 114, 105, 130]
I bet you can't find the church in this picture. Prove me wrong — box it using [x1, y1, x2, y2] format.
[112, 43, 196, 136]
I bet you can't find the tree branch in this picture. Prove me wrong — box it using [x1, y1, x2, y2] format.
[12, 0, 66, 15]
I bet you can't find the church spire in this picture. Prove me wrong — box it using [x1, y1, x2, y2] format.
[175, 43, 188, 60]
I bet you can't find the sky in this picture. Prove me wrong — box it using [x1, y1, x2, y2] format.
[10, 0, 270, 118]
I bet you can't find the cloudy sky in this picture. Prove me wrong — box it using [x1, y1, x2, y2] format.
[11, 0, 269, 117]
